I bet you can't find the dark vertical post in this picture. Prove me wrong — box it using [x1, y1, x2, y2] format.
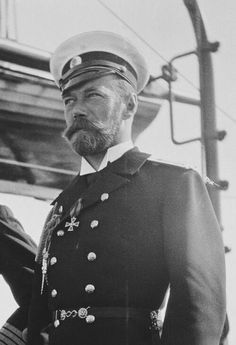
[0, 0, 17, 40]
[184, 0, 221, 221]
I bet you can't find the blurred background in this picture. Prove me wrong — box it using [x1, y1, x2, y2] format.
[0, 0, 235, 342]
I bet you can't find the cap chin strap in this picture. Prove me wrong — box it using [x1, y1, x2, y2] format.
[59, 61, 137, 93]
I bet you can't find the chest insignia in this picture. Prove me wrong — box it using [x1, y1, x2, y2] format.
[65, 217, 80, 231]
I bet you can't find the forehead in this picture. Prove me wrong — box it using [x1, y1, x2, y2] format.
[62, 75, 119, 96]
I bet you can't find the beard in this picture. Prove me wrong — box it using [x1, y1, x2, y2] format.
[63, 117, 121, 156]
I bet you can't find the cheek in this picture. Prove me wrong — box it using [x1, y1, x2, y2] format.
[90, 104, 110, 122]
[64, 109, 73, 126]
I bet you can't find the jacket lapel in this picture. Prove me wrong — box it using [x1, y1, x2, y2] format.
[50, 147, 151, 224]
[51, 173, 87, 221]
[81, 147, 151, 211]
[81, 169, 129, 210]
[37, 148, 151, 263]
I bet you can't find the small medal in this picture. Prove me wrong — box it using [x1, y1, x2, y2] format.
[65, 217, 80, 231]
[41, 247, 49, 294]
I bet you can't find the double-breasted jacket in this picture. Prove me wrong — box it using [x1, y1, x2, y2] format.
[27, 148, 226, 345]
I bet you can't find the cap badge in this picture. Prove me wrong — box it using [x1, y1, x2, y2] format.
[119, 66, 127, 73]
[70, 55, 82, 69]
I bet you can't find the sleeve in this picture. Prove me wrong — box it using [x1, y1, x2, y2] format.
[160, 169, 226, 345]
[0, 206, 37, 310]
[0, 318, 27, 345]
[0, 205, 37, 345]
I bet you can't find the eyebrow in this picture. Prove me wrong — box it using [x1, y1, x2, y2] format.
[84, 86, 102, 93]
[62, 86, 103, 99]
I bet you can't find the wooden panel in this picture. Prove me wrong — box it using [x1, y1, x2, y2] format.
[0, 180, 61, 201]
[0, 64, 161, 194]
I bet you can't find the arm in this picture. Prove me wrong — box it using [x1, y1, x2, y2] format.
[161, 170, 226, 345]
[0, 205, 37, 345]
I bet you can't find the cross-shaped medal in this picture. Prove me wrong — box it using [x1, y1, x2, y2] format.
[65, 217, 80, 231]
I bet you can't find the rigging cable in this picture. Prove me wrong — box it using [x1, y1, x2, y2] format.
[97, 0, 236, 125]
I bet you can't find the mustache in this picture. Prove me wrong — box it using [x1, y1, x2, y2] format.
[63, 118, 102, 139]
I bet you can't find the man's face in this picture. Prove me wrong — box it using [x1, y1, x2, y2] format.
[62, 75, 127, 156]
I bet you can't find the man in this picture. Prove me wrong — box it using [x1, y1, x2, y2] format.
[0, 205, 37, 345]
[27, 31, 226, 345]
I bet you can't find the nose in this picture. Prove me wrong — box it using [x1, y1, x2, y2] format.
[73, 111, 87, 120]
[72, 102, 87, 120]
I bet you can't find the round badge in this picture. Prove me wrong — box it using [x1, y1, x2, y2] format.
[70, 55, 82, 68]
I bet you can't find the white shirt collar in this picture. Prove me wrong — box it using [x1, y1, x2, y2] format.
[80, 140, 134, 175]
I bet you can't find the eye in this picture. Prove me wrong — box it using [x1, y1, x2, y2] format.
[63, 97, 75, 106]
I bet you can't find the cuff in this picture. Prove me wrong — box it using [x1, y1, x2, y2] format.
[0, 322, 26, 345]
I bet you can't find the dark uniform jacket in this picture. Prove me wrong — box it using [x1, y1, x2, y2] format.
[27, 148, 226, 345]
[0, 205, 37, 345]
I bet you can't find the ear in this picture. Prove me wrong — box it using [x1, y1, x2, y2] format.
[122, 93, 138, 120]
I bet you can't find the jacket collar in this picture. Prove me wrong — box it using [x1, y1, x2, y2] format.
[51, 147, 151, 223]
[108, 146, 151, 176]
[80, 140, 134, 175]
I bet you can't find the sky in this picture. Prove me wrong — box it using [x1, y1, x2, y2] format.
[1, 0, 235, 340]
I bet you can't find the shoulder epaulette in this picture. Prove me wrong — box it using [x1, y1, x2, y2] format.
[205, 176, 222, 189]
[147, 155, 194, 170]
[148, 157, 217, 187]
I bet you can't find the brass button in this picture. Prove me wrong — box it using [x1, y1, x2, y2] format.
[90, 220, 99, 229]
[85, 284, 95, 293]
[100, 193, 109, 201]
[86, 315, 95, 323]
[50, 257, 57, 265]
[57, 230, 64, 237]
[51, 289, 57, 297]
[70, 56, 82, 68]
[119, 66, 127, 73]
[87, 252, 96, 261]
[54, 320, 60, 328]
[58, 205, 63, 214]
